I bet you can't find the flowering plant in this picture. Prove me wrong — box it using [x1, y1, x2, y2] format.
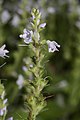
[19, 8, 60, 120]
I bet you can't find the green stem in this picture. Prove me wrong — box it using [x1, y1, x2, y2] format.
[28, 111, 36, 120]
[26, 8, 47, 120]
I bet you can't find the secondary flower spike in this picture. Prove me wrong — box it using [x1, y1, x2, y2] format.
[19, 29, 32, 44]
[0, 44, 9, 58]
[47, 40, 60, 52]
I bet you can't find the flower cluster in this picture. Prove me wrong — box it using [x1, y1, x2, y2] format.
[19, 13, 60, 53]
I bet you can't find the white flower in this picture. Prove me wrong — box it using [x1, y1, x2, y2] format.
[7, 117, 13, 120]
[16, 74, 24, 89]
[19, 29, 32, 44]
[47, 40, 60, 52]
[39, 23, 46, 28]
[0, 44, 9, 58]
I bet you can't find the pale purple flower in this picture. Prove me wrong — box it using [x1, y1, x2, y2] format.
[22, 66, 28, 72]
[16, 74, 24, 89]
[0, 99, 8, 116]
[19, 29, 32, 44]
[0, 44, 9, 58]
[58, 80, 68, 88]
[47, 40, 60, 52]
[1, 10, 10, 24]
[0, 109, 4, 116]
[32, 14, 35, 20]
[0, 91, 7, 116]
[75, 20, 80, 29]
[11, 14, 20, 27]
[47, 7, 56, 14]
[7, 117, 13, 120]
[39, 23, 46, 28]
[3, 99, 8, 104]
[0, 106, 7, 116]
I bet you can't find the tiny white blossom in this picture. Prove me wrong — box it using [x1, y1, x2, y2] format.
[39, 23, 46, 28]
[19, 29, 32, 44]
[30, 64, 33, 68]
[16, 74, 24, 89]
[0, 44, 9, 58]
[47, 40, 60, 52]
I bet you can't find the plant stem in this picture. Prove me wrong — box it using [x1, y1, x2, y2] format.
[28, 111, 36, 120]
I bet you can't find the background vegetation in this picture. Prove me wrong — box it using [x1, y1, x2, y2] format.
[0, 0, 80, 120]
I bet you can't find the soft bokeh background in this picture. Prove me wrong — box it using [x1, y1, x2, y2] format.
[0, 0, 80, 120]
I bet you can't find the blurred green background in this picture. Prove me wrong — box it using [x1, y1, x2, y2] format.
[0, 0, 80, 120]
